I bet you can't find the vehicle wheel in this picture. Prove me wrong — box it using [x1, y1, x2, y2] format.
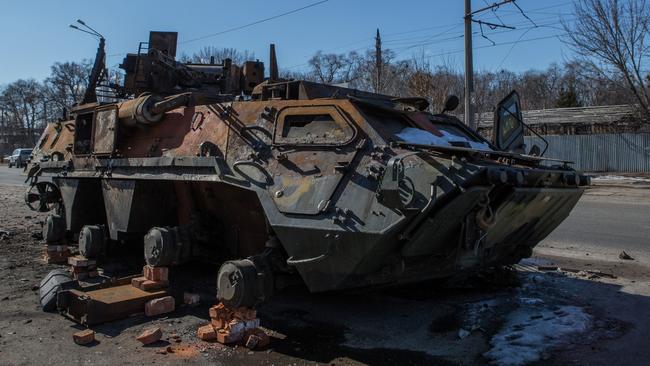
[39, 269, 76, 312]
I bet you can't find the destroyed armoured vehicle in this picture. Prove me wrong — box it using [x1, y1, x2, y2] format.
[26, 32, 588, 309]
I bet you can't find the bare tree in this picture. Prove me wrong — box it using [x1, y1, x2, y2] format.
[307, 51, 360, 85]
[187, 46, 256, 65]
[1, 79, 46, 146]
[44, 61, 91, 115]
[563, 0, 650, 115]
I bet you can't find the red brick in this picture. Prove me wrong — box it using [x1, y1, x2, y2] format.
[131, 276, 147, 289]
[197, 325, 217, 341]
[73, 329, 95, 345]
[136, 327, 162, 345]
[210, 318, 225, 330]
[140, 280, 168, 291]
[143, 265, 169, 282]
[216, 329, 242, 344]
[68, 255, 96, 267]
[209, 303, 232, 320]
[44, 249, 71, 264]
[145, 296, 175, 317]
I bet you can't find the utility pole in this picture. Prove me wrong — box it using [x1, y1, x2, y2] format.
[464, 0, 474, 130]
[375, 29, 382, 94]
[463, 0, 516, 130]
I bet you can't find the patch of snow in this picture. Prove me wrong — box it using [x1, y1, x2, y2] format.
[591, 175, 650, 183]
[518, 297, 544, 306]
[395, 127, 492, 151]
[484, 305, 591, 366]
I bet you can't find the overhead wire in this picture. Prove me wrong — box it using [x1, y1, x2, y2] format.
[107, 0, 330, 58]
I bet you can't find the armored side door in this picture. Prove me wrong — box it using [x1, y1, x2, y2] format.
[268, 105, 359, 215]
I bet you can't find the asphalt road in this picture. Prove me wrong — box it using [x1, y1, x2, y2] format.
[537, 187, 650, 262]
[0, 164, 28, 186]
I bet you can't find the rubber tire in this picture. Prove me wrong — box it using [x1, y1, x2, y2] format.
[39, 269, 75, 312]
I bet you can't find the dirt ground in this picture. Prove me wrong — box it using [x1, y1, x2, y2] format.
[0, 182, 649, 366]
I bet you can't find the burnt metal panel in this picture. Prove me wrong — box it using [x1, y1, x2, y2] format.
[148, 31, 177, 58]
[54, 177, 106, 233]
[92, 105, 118, 155]
[102, 179, 177, 240]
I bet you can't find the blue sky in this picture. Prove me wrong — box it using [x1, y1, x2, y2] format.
[0, 0, 575, 84]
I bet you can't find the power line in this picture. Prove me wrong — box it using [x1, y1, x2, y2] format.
[421, 33, 566, 61]
[107, 0, 329, 57]
[288, 2, 575, 69]
[179, 0, 329, 45]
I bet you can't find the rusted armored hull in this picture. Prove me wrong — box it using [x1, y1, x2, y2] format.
[29, 97, 586, 295]
[26, 32, 588, 308]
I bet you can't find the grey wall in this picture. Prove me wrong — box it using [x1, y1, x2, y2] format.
[525, 133, 650, 173]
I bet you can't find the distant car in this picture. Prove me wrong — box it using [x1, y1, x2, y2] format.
[8, 148, 33, 168]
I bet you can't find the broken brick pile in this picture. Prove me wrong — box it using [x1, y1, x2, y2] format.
[132, 265, 169, 291]
[68, 255, 99, 280]
[197, 303, 269, 349]
[44, 244, 71, 264]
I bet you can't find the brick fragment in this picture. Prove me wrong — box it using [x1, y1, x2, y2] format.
[143, 265, 169, 282]
[197, 325, 217, 341]
[245, 334, 260, 349]
[183, 292, 200, 305]
[136, 327, 162, 345]
[44, 247, 71, 264]
[244, 328, 270, 349]
[68, 255, 96, 267]
[216, 329, 243, 344]
[210, 318, 226, 330]
[209, 303, 232, 320]
[73, 329, 95, 345]
[227, 319, 245, 335]
[145, 296, 175, 317]
[140, 280, 168, 291]
[131, 276, 147, 288]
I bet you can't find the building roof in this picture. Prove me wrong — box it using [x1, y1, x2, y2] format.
[475, 104, 639, 128]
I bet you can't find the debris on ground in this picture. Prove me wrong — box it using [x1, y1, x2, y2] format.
[136, 327, 163, 345]
[197, 324, 218, 341]
[586, 270, 617, 279]
[0, 229, 13, 240]
[73, 329, 95, 345]
[619, 251, 634, 260]
[145, 296, 175, 317]
[197, 302, 269, 349]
